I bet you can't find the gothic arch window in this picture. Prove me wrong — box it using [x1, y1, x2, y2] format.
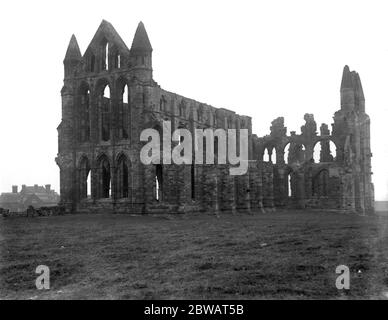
[284, 143, 306, 164]
[105, 43, 109, 70]
[117, 154, 129, 198]
[198, 105, 204, 122]
[287, 173, 293, 197]
[227, 117, 233, 129]
[313, 143, 322, 163]
[114, 50, 121, 69]
[286, 169, 297, 198]
[118, 82, 129, 140]
[100, 39, 109, 71]
[313, 169, 329, 197]
[313, 140, 337, 163]
[103, 85, 110, 98]
[159, 95, 168, 113]
[262, 146, 276, 163]
[97, 155, 111, 198]
[78, 83, 90, 143]
[79, 157, 91, 200]
[272, 148, 277, 164]
[263, 148, 270, 162]
[179, 100, 186, 118]
[155, 164, 163, 201]
[98, 81, 111, 141]
[284, 143, 291, 164]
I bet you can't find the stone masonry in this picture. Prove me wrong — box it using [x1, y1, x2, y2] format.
[56, 20, 374, 215]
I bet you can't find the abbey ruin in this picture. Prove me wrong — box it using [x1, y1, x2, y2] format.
[57, 20, 374, 215]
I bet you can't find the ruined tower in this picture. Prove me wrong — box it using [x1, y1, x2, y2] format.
[332, 66, 374, 213]
[253, 65, 374, 214]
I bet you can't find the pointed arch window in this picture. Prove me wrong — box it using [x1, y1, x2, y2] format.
[100, 39, 109, 71]
[313, 140, 337, 163]
[78, 84, 90, 143]
[98, 156, 111, 198]
[118, 83, 129, 140]
[79, 157, 91, 199]
[105, 43, 109, 70]
[263, 149, 270, 162]
[100, 84, 111, 141]
[114, 52, 121, 69]
[155, 164, 163, 201]
[313, 169, 329, 197]
[117, 155, 129, 198]
[288, 173, 292, 197]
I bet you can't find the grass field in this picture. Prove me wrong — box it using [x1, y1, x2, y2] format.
[1, 209, 388, 299]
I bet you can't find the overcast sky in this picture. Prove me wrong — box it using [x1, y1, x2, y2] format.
[0, 0, 387, 200]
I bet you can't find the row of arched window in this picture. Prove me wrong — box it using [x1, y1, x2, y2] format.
[286, 169, 330, 198]
[79, 154, 130, 200]
[262, 140, 337, 164]
[157, 98, 245, 129]
[78, 156, 196, 203]
[87, 39, 122, 73]
[78, 81, 130, 143]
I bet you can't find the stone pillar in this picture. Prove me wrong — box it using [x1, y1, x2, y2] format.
[296, 171, 306, 209]
[203, 165, 219, 215]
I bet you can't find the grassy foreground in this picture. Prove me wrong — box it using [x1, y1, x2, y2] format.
[1, 209, 388, 299]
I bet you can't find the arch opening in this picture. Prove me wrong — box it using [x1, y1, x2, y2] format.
[114, 52, 121, 69]
[312, 169, 329, 197]
[97, 156, 111, 199]
[313, 140, 337, 163]
[155, 164, 163, 201]
[86, 170, 91, 198]
[284, 143, 305, 164]
[78, 84, 90, 142]
[79, 157, 91, 200]
[263, 146, 277, 164]
[119, 84, 129, 139]
[100, 84, 111, 141]
[263, 148, 270, 162]
[117, 155, 129, 198]
[284, 143, 290, 164]
[287, 173, 292, 197]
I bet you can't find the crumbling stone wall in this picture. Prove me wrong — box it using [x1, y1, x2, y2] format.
[252, 66, 374, 214]
[58, 20, 374, 215]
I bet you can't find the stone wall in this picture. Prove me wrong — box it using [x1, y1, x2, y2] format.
[57, 21, 374, 215]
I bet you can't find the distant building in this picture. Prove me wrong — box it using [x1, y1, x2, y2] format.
[0, 185, 60, 212]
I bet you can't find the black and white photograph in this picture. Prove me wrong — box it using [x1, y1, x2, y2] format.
[0, 0, 388, 307]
